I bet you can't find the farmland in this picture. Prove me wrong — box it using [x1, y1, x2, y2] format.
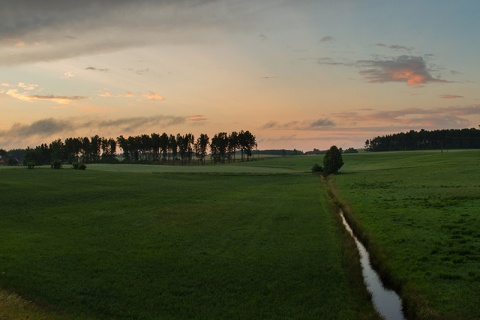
[0, 160, 377, 320]
[1, 150, 479, 319]
[333, 150, 480, 319]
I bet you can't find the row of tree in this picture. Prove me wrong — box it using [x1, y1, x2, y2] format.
[365, 128, 480, 152]
[22, 131, 257, 166]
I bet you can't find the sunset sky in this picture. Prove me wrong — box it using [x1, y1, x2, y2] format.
[1, 0, 479, 151]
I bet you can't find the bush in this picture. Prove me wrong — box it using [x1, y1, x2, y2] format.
[311, 163, 323, 174]
[27, 161, 35, 169]
[51, 160, 62, 169]
[73, 162, 87, 170]
[344, 147, 358, 154]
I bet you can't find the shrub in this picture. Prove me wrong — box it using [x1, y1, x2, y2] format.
[51, 160, 62, 169]
[72, 162, 86, 170]
[344, 147, 358, 154]
[311, 163, 323, 174]
[27, 161, 35, 169]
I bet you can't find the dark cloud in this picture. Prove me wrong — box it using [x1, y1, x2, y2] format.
[440, 94, 463, 99]
[0, 0, 264, 65]
[85, 67, 109, 72]
[261, 121, 299, 130]
[357, 55, 449, 85]
[262, 121, 279, 129]
[0, 118, 73, 138]
[333, 105, 480, 129]
[262, 119, 335, 130]
[317, 57, 351, 66]
[310, 119, 335, 127]
[0, 114, 190, 148]
[375, 43, 413, 52]
[318, 52, 453, 86]
[319, 36, 334, 43]
[93, 115, 186, 132]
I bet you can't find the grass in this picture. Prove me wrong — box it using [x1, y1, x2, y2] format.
[0, 160, 378, 319]
[333, 150, 480, 319]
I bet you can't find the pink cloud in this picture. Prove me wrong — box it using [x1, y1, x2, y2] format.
[358, 55, 449, 86]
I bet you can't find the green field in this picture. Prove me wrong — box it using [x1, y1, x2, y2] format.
[333, 150, 480, 319]
[0, 161, 377, 319]
[2, 151, 479, 319]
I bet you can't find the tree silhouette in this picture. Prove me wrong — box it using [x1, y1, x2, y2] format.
[323, 145, 344, 175]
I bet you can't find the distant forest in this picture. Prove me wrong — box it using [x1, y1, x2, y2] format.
[1, 131, 257, 166]
[366, 128, 480, 152]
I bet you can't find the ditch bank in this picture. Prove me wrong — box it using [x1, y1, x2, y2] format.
[324, 176, 442, 320]
[339, 209, 405, 320]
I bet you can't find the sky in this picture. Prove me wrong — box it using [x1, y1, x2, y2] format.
[1, 0, 480, 151]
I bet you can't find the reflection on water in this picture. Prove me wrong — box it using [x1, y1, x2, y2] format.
[339, 210, 406, 320]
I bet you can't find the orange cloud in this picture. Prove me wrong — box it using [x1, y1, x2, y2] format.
[98, 91, 113, 97]
[392, 70, 427, 85]
[4, 89, 88, 104]
[144, 92, 166, 101]
[187, 115, 207, 122]
[18, 82, 38, 90]
[357, 55, 449, 86]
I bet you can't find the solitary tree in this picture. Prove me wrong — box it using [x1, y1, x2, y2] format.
[323, 145, 344, 175]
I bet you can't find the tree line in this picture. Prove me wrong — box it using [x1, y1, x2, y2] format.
[21, 131, 257, 166]
[365, 128, 480, 152]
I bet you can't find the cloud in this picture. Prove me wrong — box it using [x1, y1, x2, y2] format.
[357, 55, 449, 85]
[5, 89, 34, 102]
[440, 94, 463, 99]
[0, 114, 191, 148]
[18, 82, 38, 90]
[319, 36, 334, 43]
[98, 91, 114, 97]
[310, 119, 335, 127]
[187, 115, 208, 122]
[332, 105, 480, 129]
[0, 118, 73, 139]
[317, 57, 352, 66]
[375, 43, 413, 53]
[92, 115, 185, 132]
[130, 68, 150, 75]
[1, 82, 90, 105]
[262, 119, 335, 130]
[85, 66, 109, 73]
[318, 53, 452, 86]
[4, 89, 89, 104]
[0, 0, 258, 65]
[63, 72, 75, 78]
[144, 92, 166, 101]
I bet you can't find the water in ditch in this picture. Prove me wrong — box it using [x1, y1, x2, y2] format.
[339, 210, 406, 320]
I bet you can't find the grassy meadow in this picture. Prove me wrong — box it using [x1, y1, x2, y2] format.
[333, 150, 480, 319]
[0, 161, 378, 319]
